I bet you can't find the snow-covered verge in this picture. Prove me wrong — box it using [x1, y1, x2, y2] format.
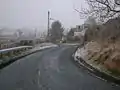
[31, 43, 57, 52]
[0, 43, 57, 69]
[74, 41, 120, 79]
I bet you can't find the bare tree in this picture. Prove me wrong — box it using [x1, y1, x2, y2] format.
[76, 0, 120, 22]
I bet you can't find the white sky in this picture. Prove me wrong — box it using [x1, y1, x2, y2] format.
[0, 0, 88, 31]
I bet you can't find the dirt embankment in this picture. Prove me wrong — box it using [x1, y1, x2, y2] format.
[86, 41, 120, 75]
[85, 17, 120, 76]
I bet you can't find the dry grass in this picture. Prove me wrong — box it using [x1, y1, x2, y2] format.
[86, 40, 120, 75]
[84, 17, 120, 76]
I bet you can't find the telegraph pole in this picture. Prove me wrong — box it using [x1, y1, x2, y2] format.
[47, 11, 50, 37]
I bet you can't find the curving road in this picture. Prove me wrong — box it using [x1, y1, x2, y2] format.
[0, 45, 120, 90]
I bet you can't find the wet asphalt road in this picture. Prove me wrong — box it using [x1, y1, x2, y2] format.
[0, 45, 120, 90]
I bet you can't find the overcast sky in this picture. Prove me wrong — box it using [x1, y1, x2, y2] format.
[0, 0, 88, 31]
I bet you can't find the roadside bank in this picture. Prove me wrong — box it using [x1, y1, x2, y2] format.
[0, 43, 57, 69]
[73, 41, 120, 85]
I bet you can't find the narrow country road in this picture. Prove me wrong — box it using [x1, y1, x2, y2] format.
[0, 45, 120, 90]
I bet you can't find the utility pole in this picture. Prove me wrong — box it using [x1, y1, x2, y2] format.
[47, 11, 50, 37]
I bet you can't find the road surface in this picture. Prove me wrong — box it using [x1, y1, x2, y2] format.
[0, 45, 120, 90]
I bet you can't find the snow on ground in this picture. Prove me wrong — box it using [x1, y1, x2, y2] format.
[74, 41, 120, 79]
[62, 43, 79, 46]
[75, 41, 101, 60]
[75, 47, 88, 61]
[31, 43, 57, 52]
